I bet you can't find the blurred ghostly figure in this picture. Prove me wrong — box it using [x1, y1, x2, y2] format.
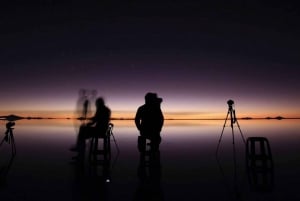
[135, 92, 164, 152]
[83, 98, 89, 120]
[76, 89, 90, 121]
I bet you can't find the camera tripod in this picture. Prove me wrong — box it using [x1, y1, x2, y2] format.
[0, 122, 16, 156]
[216, 100, 246, 156]
[107, 123, 119, 153]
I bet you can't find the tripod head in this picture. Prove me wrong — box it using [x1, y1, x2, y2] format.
[0, 121, 15, 145]
[6, 121, 15, 129]
[227, 99, 234, 111]
[1, 121, 16, 155]
[227, 100, 237, 125]
[5, 121, 15, 134]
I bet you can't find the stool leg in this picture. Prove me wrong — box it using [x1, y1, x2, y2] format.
[89, 137, 95, 163]
[103, 136, 108, 160]
[89, 137, 100, 163]
[106, 135, 111, 159]
[138, 136, 146, 152]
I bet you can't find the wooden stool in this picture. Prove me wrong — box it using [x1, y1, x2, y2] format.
[246, 137, 273, 169]
[89, 127, 112, 164]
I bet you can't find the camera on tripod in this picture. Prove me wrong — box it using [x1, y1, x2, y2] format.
[227, 100, 236, 123]
[227, 99, 234, 110]
[1, 121, 17, 155]
[4, 121, 15, 141]
[216, 99, 246, 156]
[6, 121, 15, 130]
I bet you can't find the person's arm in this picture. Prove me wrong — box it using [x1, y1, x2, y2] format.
[159, 110, 164, 131]
[135, 108, 142, 131]
[86, 118, 96, 127]
[86, 110, 99, 126]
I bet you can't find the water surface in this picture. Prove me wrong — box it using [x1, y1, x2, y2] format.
[0, 119, 299, 200]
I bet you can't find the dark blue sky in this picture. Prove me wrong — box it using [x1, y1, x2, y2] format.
[1, 1, 300, 117]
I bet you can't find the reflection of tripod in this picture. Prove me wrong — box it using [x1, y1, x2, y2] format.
[0, 122, 16, 156]
[107, 123, 119, 153]
[216, 100, 246, 156]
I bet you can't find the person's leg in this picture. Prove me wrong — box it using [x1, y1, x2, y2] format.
[138, 135, 146, 152]
[150, 134, 161, 152]
[76, 126, 88, 149]
[75, 126, 94, 161]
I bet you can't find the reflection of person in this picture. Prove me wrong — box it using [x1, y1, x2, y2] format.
[135, 92, 164, 152]
[71, 97, 111, 156]
[134, 151, 164, 201]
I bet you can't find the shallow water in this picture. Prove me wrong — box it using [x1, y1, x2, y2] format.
[0, 119, 299, 201]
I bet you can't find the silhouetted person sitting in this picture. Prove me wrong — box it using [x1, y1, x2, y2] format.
[71, 97, 111, 160]
[135, 93, 164, 152]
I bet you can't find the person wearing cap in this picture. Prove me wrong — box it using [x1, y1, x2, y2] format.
[135, 92, 164, 152]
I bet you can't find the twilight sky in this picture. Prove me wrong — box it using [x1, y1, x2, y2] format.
[1, 1, 300, 118]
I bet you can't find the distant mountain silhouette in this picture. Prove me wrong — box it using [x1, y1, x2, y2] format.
[0, 115, 24, 121]
[242, 117, 253, 120]
[265, 116, 285, 120]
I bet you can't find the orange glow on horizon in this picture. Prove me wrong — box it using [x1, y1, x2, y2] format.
[0, 109, 299, 121]
[1, 118, 299, 131]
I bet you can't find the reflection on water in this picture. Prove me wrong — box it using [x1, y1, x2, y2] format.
[0, 119, 299, 200]
[245, 137, 274, 193]
[134, 151, 163, 201]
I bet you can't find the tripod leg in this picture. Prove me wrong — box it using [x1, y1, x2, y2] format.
[216, 111, 230, 156]
[231, 124, 235, 145]
[235, 120, 246, 144]
[110, 131, 120, 153]
[0, 137, 6, 146]
[10, 132, 16, 155]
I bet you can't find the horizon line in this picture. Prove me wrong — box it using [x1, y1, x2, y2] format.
[0, 114, 299, 121]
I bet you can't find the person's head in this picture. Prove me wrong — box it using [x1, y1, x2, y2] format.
[95, 97, 105, 108]
[145, 92, 162, 105]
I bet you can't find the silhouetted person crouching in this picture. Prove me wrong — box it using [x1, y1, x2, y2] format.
[135, 93, 164, 152]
